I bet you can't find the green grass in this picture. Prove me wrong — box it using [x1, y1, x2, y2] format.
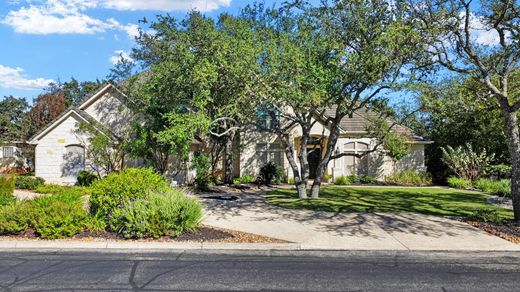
[266, 186, 513, 219]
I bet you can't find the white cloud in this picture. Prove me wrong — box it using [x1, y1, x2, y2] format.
[2, 0, 232, 36]
[2, 0, 117, 35]
[99, 0, 231, 12]
[0, 64, 54, 90]
[109, 50, 133, 64]
[460, 12, 507, 46]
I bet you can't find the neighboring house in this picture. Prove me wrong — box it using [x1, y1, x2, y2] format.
[0, 141, 33, 173]
[29, 83, 432, 184]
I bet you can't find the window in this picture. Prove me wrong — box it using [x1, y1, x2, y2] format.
[2, 147, 14, 158]
[256, 143, 284, 167]
[256, 104, 280, 131]
[343, 141, 370, 176]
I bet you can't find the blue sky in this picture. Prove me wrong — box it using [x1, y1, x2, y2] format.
[0, 0, 276, 100]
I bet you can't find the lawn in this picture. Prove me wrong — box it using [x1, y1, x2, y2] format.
[266, 186, 513, 218]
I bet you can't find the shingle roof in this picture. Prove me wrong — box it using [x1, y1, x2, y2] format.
[28, 107, 96, 143]
[321, 106, 429, 142]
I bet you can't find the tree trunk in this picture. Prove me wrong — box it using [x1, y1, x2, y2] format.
[223, 132, 234, 185]
[280, 133, 308, 199]
[311, 126, 341, 199]
[502, 109, 520, 221]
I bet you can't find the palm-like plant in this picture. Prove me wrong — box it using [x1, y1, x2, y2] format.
[441, 144, 494, 181]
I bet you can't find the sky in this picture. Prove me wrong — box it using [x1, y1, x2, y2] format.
[0, 0, 500, 102]
[0, 0, 277, 100]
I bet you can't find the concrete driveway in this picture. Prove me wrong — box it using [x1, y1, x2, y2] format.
[200, 188, 520, 251]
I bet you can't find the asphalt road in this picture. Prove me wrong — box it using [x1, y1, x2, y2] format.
[0, 250, 519, 291]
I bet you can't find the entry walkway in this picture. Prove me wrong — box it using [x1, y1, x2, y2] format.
[200, 189, 520, 251]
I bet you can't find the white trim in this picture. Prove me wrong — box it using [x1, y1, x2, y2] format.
[28, 109, 90, 144]
[77, 83, 113, 110]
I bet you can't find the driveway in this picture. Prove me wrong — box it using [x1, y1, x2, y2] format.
[200, 188, 520, 251]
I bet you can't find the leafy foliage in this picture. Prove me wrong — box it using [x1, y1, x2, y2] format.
[468, 209, 502, 224]
[441, 143, 494, 181]
[192, 152, 212, 190]
[108, 190, 202, 239]
[384, 169, 432, 186]
[258, 162, 282, 185]
[447, 177, 472, 190]
[0, 96, 30, 142]
[15, 176, 45, 190]
[233, 175, 254, 185]
[77, 170, 98, 187]
[475, 179, 511, 197]
[485, 164, 512, 180]
[89, 168, 169, 219]
[0, 175, 16, 206]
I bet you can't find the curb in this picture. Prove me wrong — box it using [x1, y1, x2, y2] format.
[0, 240, 302, 251]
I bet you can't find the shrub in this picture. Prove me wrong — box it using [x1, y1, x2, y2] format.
[33, 199, 88, 239]
[89, 168, 169, 219]
[468, 208, 502, 223]
[192, 152, 211, 190]
[347, 174, 361, 184]
[233, 175, 254, 185]
[108, 190, 202, 239]
[0, 202, 35, 235]
[258, 162, 282, 185]
[485, 164, 511, 179]
[288, 177, 295, 184]
[77, 170, 97, 187]
[15, 176, 45, 190]
[441, 143, 493, 181]
[384, 169, 432, 186]
[447, 177, 472, 189]
[334, 176, 349, 185]
[360, 175, 377, 184]
[475, 178, 511, 197]
[0, 175, 16, 206]
[34, 184, 90, 197]
[0, 191, 89, 238]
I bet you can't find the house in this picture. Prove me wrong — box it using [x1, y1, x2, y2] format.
[0, 141, 33, 173]
[29, 83, 431, 184]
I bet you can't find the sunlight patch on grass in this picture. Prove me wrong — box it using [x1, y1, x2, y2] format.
[266, 186, 513, 218]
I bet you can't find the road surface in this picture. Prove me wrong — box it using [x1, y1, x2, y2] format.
[0, 250, 519, 291]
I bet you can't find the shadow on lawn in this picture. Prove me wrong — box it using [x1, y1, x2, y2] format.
[197, 186, 490, 239]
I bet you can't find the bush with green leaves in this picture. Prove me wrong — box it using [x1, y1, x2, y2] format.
[32, 194, 88, 239]
[108, 190, 202, 239]
[34, 184, 90, 197]
[15, 176, 45, 190]
[384, 169, 432, 186]
[89, 168, 169, 219]
[0, 191, 90, 239]
[485, 164, 512, 180]
[474, 178, 511, 197]
[233, 175, 254, 185]
[334, 176, 349, 185]
[77, 170, 98, 187]
[360, 175, 377, 184]
[258, 162, 282, 185]
[0, 175, 16, 206]
[441, 143, 494, 181]
[447, 177, 472, 189]
[468, 208, 502, 224]
[191, 152, 211, 190]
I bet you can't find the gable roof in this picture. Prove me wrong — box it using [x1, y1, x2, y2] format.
[28, 107, 96, 144]
[321, 106, 431, 143]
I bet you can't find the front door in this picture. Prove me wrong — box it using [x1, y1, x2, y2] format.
[307, 148, 321, 179]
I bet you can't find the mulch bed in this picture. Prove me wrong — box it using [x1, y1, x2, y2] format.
[0, 225, 286, 243]
[466, 220, 520, 244]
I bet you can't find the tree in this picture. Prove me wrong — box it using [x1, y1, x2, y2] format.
[0, 96, 30, 142]
[409, 0, 520, 221]
[412, 77, 509, 182]
[124, 12, 259, 180]
[46, 78, 106, 107]
[28, 91, 66, 136]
